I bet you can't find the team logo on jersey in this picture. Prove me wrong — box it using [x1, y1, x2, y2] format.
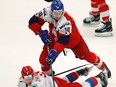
[59, 22, 70, 29]
[59, 21, 72, 35]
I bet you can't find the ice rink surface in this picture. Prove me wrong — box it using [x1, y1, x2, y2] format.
[0, 0, 116, 86]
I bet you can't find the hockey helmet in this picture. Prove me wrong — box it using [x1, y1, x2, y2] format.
[51, 0, 64, 12]
[21, 66, 34, 78]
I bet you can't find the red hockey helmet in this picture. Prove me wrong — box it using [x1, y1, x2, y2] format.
[21, 66, 34, 78]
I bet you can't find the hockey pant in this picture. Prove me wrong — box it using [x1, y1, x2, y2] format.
[71, 37, 105, 70]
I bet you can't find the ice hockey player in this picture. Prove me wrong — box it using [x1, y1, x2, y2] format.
[83, 0, 113, 37]
[18, 65, 108, 87]
[28, 0, 111, 79]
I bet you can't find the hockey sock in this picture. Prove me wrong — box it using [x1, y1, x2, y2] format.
[85, 77, 98, 87]
[64, 72, 79, 83]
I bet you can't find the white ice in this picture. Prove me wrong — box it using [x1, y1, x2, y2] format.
[0, 0, 116, 86]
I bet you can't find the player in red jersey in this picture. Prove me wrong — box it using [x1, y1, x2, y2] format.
[28, 0, 111, 79]
[83, 0, 113, 37]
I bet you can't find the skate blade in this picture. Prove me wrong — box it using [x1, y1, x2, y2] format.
[83, 21, 100, 26]
[95, 32, 113, 37]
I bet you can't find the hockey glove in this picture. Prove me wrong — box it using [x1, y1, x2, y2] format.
[38, 30, 52, 46]
[46, 49, 59, 65]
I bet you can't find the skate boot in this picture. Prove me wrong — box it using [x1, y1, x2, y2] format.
[96, 72, 108, 87]
[103, 64, 111, 78]
[95, 19, 113, 37]
[76, 66, 93, 76]
[83, 13, 100, 25]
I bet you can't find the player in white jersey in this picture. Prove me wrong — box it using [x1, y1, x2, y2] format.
[18, 65, 108, 87]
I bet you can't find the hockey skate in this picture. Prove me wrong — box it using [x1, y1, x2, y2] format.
[76, 66, 93, 76]
[83, 13, 100, 25]
[103, 64, 111, 78]
[96, 72, 108, 87]
[95, 19, 113, 37]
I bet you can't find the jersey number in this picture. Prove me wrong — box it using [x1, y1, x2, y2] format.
[38, 8, 47, 17]
[65, 27, 70, 35]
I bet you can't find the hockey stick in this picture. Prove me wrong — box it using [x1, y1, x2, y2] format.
[54, 63, 91, 76]
[47, 46, 56, 87]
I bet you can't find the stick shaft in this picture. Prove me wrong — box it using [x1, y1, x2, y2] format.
[47, 46, 56, 87]
[54, 63, 91, 76]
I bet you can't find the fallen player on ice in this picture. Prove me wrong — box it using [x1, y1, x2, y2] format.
[18, 65, 108, 87]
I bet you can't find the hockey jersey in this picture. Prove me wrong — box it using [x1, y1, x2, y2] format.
[29, 7, 82, 53]
[18, 71, 70, 87]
